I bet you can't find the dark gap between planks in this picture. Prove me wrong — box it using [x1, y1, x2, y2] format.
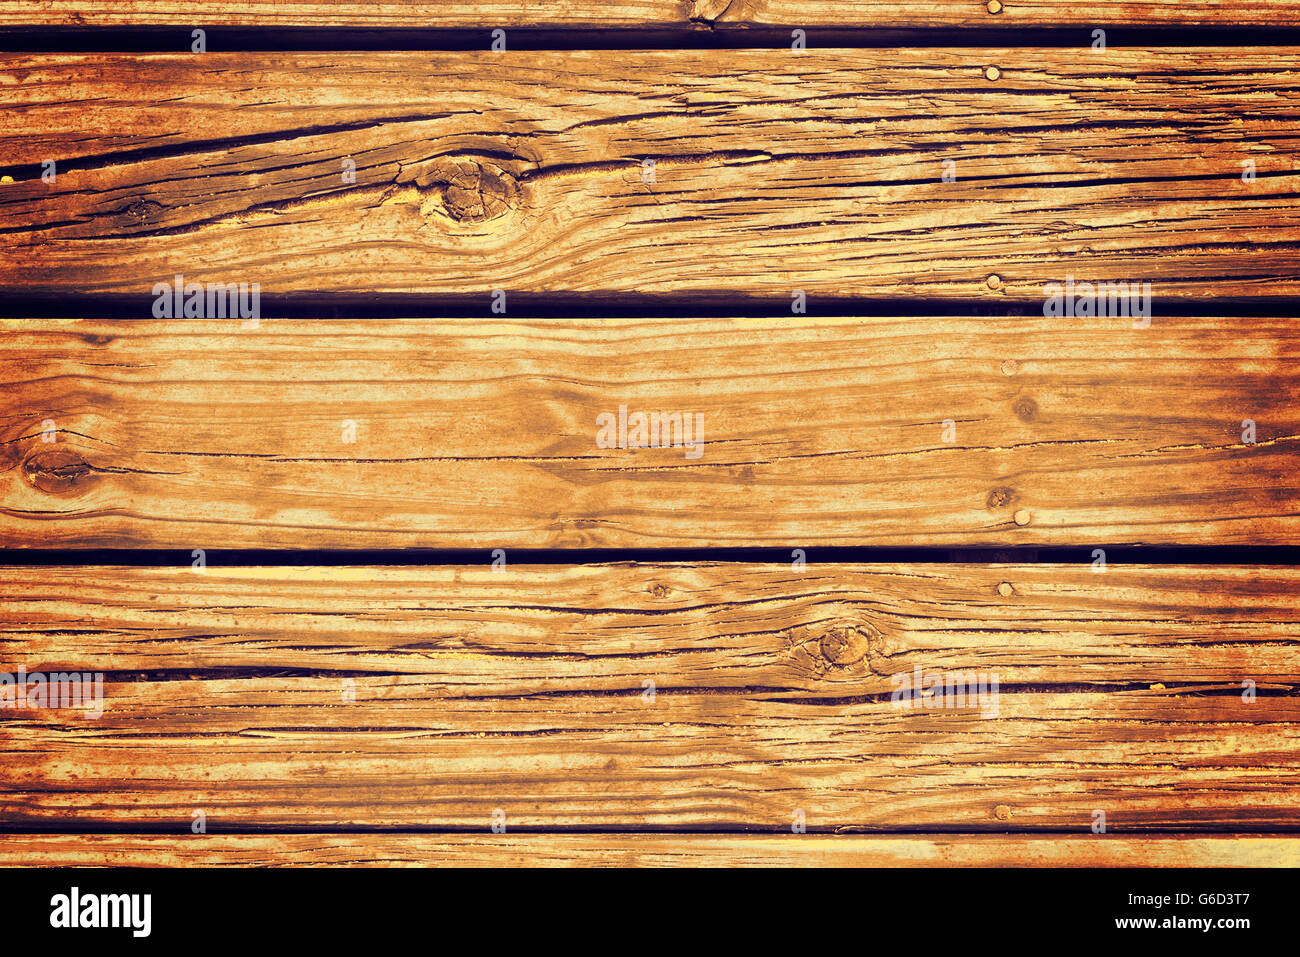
[3, 823, 1298, 834]
[2, 295, 1300, 320]
[3, 546, 1299, 566]
[3, 26, 1300, 51]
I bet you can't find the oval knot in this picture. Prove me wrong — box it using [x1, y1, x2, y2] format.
[417, 156, 521, 224]
[23, 448, 94, 494]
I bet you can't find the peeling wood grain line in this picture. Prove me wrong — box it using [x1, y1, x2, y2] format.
[1, 50, 1298, 298]
[1, 316, 1297, 547]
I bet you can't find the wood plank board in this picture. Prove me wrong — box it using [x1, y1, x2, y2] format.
[0, 834, 1295, 867]
[1, 564, 1295, 830]
[1, 50, 1298, 299]
[2, 316, 1297, 548]
[3, 1, 1299, 29]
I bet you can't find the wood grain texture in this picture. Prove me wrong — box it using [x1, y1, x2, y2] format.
[2, 316, 1296, 548]
[2, 564, 1296, 830]
[1, 49, 1297, 299]
[0, 834, 1295, 867]
[3, 1, 1298, 28]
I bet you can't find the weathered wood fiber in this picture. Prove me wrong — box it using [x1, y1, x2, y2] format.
[2, 317, 1296, 548]
[1, 564, 1295, 830]
[1, 50, 1297, 299]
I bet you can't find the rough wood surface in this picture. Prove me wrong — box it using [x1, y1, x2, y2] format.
[2, 1, 1298, 28]
[0, 834, 1295, 868]
[1, 564, 1295, 830]
[2, 316, 1296, 548]
[1, 50, 1297, 299]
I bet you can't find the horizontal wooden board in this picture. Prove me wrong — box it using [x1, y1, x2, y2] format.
[3, 1, 1298, 28]
[2, 316, 1297, 548]
[4, 564, 1299, 688]
[0, 834, 1295, 867]
[1, 564, 1296, 830]
[1, 50, 1298, 299]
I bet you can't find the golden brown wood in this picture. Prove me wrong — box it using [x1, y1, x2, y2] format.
[2, 1, 1297, 28]
[2, 564, 1295, 830]
[5, 564, 1298, 687]
[1, 50, 1297, 299]
[2, 316, 1296, 548]
[0, 834, 1295, 868]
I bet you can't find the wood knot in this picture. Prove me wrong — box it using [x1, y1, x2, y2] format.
[649, 583, 672, 599]
[994, 804, 1013, 821]
[417, 156, 521, 224]
[119, 198, 166, 227]
[689, 0, 741, 24]
[1013, 397, 1038, 422]
[818, 621, 881, 667]
[986, 486, 1015, 509]
[785, 612, 891, 677]
[22, 447, 94, 493]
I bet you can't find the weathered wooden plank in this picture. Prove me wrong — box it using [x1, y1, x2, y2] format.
[1, 50, 1297, 299]
[2, 317, 1296, 548]
[1, 564, 1295, 830]
[0, 834, 1295, 868]
[4, 564, 1299, 688]
[2, 1, 1298, 29]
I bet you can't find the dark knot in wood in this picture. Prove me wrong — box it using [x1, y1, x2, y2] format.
[420, 156, 521, 224]
[23, 448, 93, 494]
[818, 620, 885, 669]
[819, 623, 869, 665]
[1014, 397, 1039, 422]
[120, 198, 166, 227]
[986, 486, 1015, 508]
